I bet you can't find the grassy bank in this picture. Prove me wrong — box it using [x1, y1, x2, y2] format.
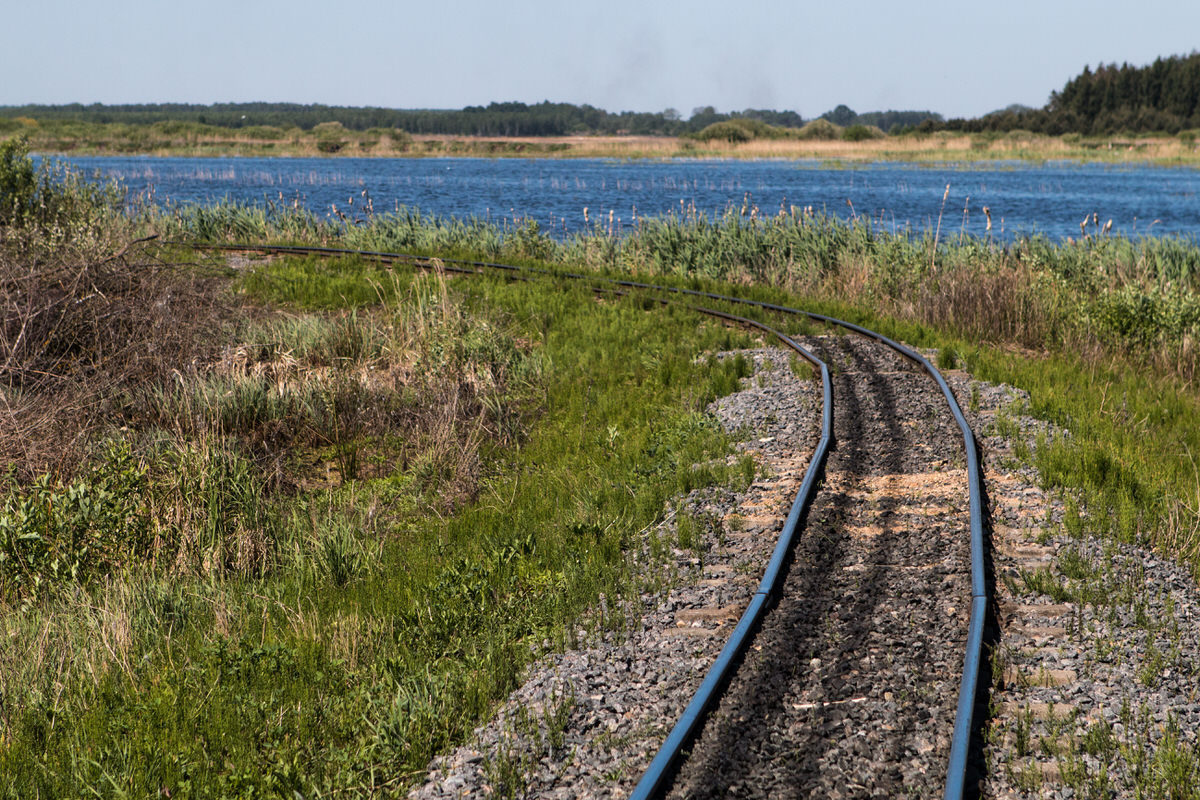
[5, 117, 1200, 164]
[1, 143, 762, 795]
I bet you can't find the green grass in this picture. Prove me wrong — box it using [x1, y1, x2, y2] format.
[226, 242, 1200, 800]
[166, 199, 1200, 577]
[161, 200, 1200, 380]
[0, 252, 765, 796]
[10, 117, 1200, 165]
[9, 151, 1200, 796]
[1050, 707, 1200, 800]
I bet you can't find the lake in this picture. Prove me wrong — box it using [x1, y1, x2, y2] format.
[48, 155, 1200, 242]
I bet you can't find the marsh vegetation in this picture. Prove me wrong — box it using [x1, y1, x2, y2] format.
[5, 114, 1200, 163]
[5, 139, 1200, 795]
[0, 140, 760, 795]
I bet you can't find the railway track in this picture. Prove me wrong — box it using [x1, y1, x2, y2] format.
[661, 334, 973, 799]
[177, 241, 987, 799]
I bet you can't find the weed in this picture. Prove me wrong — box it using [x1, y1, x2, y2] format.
[10, 157, 1200, 796]
[789, 353, 814, 380]
[0, 245, 762, 795]
[742, 453, 759, 485]
[1018, 566, 1073, 603]
[1140, 641, 1166, 687]
[1013, 704, 1034, 757]
[1057, 545, 1095, 581]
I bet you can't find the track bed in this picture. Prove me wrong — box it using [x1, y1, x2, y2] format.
[666, 334, 972, 799]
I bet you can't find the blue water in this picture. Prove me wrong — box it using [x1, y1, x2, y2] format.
[48, 155, 1200, 242]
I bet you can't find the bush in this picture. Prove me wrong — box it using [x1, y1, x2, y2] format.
[0, 137, 38, 224]
[842, 124, 883, 142]
[0, 441, 150, 602]
[149, 120, 209, 137]
[313, 121, 347, 153]
[0, 136, 119, 244]
[687, 119, 798, 143]
[796, 119, 842, 140]
[691, 121, 754, 143]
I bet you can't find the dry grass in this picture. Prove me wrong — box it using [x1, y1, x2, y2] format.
[0, 580, 138, 732]
[657, 132, 1200, 162]
[17, 125, 1200, 163]
[0, 240, 233, 478]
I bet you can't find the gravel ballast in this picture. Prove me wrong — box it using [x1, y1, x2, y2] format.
[948, 371, 1200, 800]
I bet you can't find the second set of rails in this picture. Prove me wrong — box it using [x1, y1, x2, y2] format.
[180, 241, 987, 799]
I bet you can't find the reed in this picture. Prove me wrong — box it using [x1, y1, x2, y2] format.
[154, 198, 1200, 383]
[203, 204, 1200, 572]
[10, 120, 1200, 164]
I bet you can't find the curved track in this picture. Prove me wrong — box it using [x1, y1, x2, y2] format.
[664, 334, 972, 798]
[177, 241, 986, 799]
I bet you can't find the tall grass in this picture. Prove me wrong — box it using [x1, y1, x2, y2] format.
[10, 119, 1200, 163]
[158, 200, 1200, 581]
[2, 203, 769, 794]
[9, 156, 1200, 794]
[160, 200, 1200, 380]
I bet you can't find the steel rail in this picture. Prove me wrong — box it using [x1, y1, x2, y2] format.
[175, 240, 985, 799]
[614, 302, 834, 800]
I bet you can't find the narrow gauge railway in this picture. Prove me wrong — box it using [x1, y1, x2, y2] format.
[177, 242, 986, 799]
[661, 334, 973, 799]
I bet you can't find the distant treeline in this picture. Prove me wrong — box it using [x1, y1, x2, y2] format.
[0, 101, 773, 136]
[942, 52, 1200, 135]
[24, 53, 1200, 142]
[818, 105, 944, 132]
[0, 101, 942, 137]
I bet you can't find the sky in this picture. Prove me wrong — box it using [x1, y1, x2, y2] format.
[5, 0, 1200, 120]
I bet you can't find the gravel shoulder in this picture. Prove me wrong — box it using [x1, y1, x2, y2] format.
[946, 370, 1200, 800]
[665, 334, 972, 799]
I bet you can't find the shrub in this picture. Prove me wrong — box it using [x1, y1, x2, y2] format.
[313, 121, 347, 153]
[796, 119, 842, 140]
[0, 441, 150, 602]
[238, 125, 284, 139]
[688, 119, 795, 143]
[692, 121, 754, 143]
[0, 136, 120, 244]
[0, 137, 38, 224]
[149, 120, 209, 138]
[842, 124, 885, 142]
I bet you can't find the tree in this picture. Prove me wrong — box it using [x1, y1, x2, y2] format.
[821, 105, 857, 126]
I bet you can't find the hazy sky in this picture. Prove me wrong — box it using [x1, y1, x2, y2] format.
[6, 0, 1199, 119]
